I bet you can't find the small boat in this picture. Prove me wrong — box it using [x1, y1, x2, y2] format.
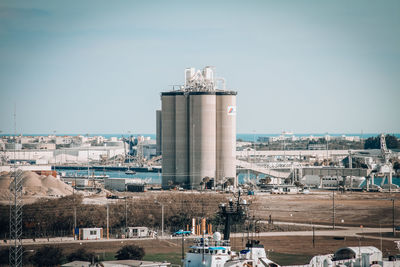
[125, 169, 136, 175]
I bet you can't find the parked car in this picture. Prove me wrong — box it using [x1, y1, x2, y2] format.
[172, 230, 191, 236]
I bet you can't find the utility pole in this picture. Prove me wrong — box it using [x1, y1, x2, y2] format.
[312, 225, 315, 248]
[154, 201, 165, 238]
[380, 222, 382, 252]
[332, 189, 335, 230]
[106, 203, 109, 239]
[181, 233, 185, 263]
[125, 186, 128, 230]
[393, 199, 395, 237]
[202, 229, 205, 265]
[73, 207, 77, 239]
[73, 176, 77, 240]
[125, 198, 127, 229]
[161, 204, 164, 238]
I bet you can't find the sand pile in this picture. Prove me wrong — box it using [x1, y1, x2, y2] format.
[0, 171, 73, 200]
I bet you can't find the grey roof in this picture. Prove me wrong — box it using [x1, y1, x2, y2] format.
[63, 260, 170, 267]
[102, 260, 170, 267]
[61, 261, 90, 267]
[335, 246, 381, 256]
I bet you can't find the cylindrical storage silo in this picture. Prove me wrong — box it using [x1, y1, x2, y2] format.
[216, 92, 237, 186]
[161, 93, 176, 188]
[156, 110, 162, 156]
[175, 93, 189, 185]
[189, 92, 216, 189]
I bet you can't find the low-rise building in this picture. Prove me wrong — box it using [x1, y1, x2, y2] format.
[123, 227, 149, 238]
[105, 178, 147, 192]
[78, 227, 102, 240]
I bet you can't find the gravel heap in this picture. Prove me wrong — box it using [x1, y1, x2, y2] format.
[0, 171, 73, 200]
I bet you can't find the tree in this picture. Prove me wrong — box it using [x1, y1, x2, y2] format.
[201, 177, 210, 190]
[67, 248, 95, 262]
[223, 178, 234, 189]
[0, 248, 9, 265]
[167, 180, 174, 189]
[393, 161, 400, 172]
[31, 246, 63, 267]
[386, 135, 400, 149]
[364, 134, 399, 149]
[364, 136, 380, 149]
[116, 245, 145, 260]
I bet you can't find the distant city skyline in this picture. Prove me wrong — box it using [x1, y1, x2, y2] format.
[0, 1, 399, 134]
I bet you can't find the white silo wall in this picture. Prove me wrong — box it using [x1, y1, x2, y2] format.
[175, 94, 189, 185]
[189, 93, 217, 189]
[156, 110, 162, 156]
[161, 94, 176, 188]
[216, 93, 237, 185]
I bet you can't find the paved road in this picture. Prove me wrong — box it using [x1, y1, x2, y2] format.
[1, 223, 397, 247]
[264, 221, 349, 229]
[231, 228, 395, 241]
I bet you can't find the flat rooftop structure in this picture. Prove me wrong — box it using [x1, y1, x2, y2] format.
[301, 167, 369, 177]
[236, 149, 351, 157]
[62, 260, 170, 267]
[161, 90, 237, 96]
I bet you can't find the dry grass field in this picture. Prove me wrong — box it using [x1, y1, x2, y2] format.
[251, 191, 400, 227]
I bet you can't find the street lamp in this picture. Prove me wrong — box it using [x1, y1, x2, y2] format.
[154, 201, 164, 238]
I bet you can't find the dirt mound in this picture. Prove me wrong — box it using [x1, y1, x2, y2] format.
[0, 172, 12, 200]
[0, 171, 73, 199]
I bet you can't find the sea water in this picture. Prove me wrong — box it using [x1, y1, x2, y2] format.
[62, 169, 400, 187]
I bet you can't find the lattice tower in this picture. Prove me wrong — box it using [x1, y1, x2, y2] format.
[9, 169, 23, 267]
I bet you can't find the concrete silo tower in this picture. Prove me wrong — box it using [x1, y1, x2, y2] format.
[158, 67, 237, 189]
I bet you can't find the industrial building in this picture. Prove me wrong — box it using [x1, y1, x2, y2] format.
[157, 66, 237, 189]
[104, 178, 148, 191]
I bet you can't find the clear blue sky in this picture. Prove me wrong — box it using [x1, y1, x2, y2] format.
[0, 0, 399, 134]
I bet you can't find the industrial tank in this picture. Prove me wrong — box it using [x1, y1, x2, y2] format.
[159, 67, 237, 189]
[189, 92, 216, 189]
[216, 92, 237, 185]
[175, 93, 189, 185]
[161, 93, 176, 188]
[156, 110, 162, 156]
